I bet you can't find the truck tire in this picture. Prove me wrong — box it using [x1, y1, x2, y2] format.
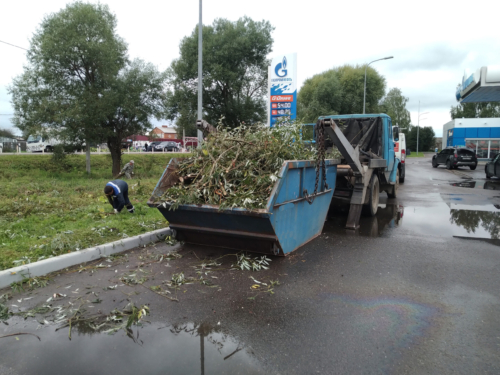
[363, 174, 379, 217]
[399, 165, 405, 183]
[387, 169, 399, 198]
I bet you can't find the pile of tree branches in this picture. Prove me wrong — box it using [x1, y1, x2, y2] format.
[158, 124, 316, 210]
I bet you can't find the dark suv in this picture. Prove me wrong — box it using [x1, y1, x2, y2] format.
[432, 147, 477, 170]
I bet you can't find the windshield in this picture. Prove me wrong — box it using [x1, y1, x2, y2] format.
[27, 135, 42, 143]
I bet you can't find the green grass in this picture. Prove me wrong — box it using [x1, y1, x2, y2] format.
[406, 152, 430, 157]
[0, 153, 188, 271]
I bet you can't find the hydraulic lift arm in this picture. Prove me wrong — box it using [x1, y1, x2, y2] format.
[318, 118, 382, 230]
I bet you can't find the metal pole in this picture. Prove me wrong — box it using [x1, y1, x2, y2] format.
[197, 0, 203, 145]
[200, 332, 205, 375]
[417, 101, 420, 157]
[362, 56, 393, 114]
[363, 65, 368, 114]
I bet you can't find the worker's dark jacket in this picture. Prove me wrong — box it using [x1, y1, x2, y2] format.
[106, 180, 131, 212]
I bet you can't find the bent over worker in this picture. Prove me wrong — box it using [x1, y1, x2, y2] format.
[104, 180, 135, 214]
[117, 160, 135, 179]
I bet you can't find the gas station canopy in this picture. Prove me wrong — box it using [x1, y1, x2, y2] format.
[456, 66, 500, 103]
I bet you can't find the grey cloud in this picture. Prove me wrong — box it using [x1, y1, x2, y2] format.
[372, 38, 500, 73]
[389, 44, 469, 71]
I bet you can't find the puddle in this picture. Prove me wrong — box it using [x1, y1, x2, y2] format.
[450, 180, 500, 190]
[325, 196, 500, 242]
[325, 204, 404, 237]
[0, 320, 261, 375]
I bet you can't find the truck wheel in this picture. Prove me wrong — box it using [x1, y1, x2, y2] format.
[432, 159, 438, 168]
[363, 174, 379, 217]
[446, 160, 452, 170]
[387, 170, 399, 198]
[399, 165, 405, 183]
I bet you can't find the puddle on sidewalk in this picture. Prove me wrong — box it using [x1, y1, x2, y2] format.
[0, 320, 262, 375]
[325, 195, 500, 243]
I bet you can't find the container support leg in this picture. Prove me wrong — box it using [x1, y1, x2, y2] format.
[346, 204, 363, 230]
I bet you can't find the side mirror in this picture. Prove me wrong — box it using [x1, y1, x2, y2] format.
[393, 126, 399, 142]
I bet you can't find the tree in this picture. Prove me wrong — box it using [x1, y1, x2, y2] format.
[450, 101, 500, 119]
[380, 88, 411, 130]
[166, 17, 274, 128]
[99, 60, 167, 175]
[0, 128, 15, 139]
[406, 126, 435, 152]
[297, 70, 342, 123]
[298, 65, 386, 122]
[9, 2, 166, 175]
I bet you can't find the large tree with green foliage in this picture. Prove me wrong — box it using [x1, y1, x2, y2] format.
[297, 65, 386, 122]
[380, 88, 411, 129]
[9, 2, 166, 175]
[166, 17, 274, 129]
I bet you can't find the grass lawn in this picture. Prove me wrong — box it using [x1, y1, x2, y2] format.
[406, 152, 432, 157]
[0, 153, 187, 271]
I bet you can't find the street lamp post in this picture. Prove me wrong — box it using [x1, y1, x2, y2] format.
[416, 100, 429, 156]
[197, 0, 203, 144]
[363, 56, 393, 114]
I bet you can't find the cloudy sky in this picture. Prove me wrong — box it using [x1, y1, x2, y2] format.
[1, 0, 498, 137]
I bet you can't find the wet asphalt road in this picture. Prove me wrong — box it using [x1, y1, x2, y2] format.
[1, 154, 500, 375]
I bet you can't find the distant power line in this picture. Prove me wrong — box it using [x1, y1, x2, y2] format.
[0, 40, 28, 51]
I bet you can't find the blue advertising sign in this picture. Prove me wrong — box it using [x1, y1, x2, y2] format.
[268, 53, 297, 126]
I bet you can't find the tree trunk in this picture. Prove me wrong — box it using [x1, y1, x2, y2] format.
[109, 140, 122, 177]
[86, 142, 91, 175]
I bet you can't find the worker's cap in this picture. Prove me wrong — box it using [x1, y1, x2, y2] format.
[104, 186, 113, 196]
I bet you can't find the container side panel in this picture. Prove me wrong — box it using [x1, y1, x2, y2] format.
[275, 168, 301, 205]
[271, 192, 333, 254]
[156, 207, 276, 235]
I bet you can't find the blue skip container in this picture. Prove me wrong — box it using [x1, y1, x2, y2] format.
[148, 158, 339, 255]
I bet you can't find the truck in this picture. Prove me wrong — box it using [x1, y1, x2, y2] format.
[26, 135, 61, 152]
[148, 114, 400, 255]
[394, 132, 406, 183]
[26, 134, 85, 153]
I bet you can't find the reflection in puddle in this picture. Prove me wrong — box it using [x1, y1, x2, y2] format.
[450, 209, 500, 239]
[449, 179, 500, 191]
[325, 197, 500, 243]
[0, 321, 261, 375]
[325, 204, 404, 237]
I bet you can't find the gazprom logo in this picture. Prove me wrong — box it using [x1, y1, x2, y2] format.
[274, 56, 288, 78]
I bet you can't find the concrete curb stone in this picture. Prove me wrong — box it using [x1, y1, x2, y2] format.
[0, 228, 172, 289]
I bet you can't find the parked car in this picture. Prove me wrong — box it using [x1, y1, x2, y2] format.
[432, 147, 477, 170]
[154, 141, 179, 152]
[145, 141, 162, 152]
[485, 153, 500, 179]
[394, 132, 406, 183]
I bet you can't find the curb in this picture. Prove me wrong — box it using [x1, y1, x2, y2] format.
[0, 228, 172, 290]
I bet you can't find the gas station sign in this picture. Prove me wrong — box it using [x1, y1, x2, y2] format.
[268, 53, 297, 126]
